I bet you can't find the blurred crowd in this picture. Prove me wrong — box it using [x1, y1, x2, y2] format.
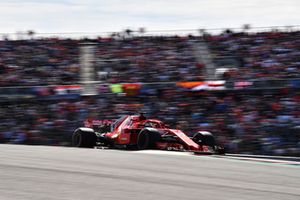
[96, 36, 203, 82]
[1, 31, 300, 86]
[1, 30, 300, 156]
[0, 39, 79, 86]
[0, 36, 203, 86]
[206, 31, 300, 80]
[1, 89, 300, 156]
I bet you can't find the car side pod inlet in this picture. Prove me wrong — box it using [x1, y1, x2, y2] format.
[72, 128, 97, 148]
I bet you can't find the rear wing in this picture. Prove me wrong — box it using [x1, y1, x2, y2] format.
[84, 119, 114, 133]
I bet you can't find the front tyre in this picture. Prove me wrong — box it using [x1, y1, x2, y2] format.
[72, 128, 97, 148]
[192, 131, 225, 154]
[192, 131, 216, 148]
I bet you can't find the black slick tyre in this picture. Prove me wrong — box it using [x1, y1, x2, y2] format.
[192, 131, 225, 154]
[72, 129, 96, 148]
[192, 132, 216, 148]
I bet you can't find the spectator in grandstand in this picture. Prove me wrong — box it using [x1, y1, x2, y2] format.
[0, 39, 80, 86]
[206, 31, 300, 81]
[1, 90, 300, 156]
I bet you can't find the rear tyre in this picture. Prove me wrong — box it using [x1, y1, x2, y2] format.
[72, 129, 97, 148]
[137, 130, 161, 150]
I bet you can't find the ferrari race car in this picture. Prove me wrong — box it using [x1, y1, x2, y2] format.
[72, 114, 225, 154]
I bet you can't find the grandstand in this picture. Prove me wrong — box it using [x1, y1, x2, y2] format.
[0, 26, 300, 156]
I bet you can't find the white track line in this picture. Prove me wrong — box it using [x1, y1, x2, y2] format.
[134, 150, 300, 165]
[224, 156, 300, 165]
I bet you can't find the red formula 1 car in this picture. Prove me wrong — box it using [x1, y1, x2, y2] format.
[72, 113, 225, 154]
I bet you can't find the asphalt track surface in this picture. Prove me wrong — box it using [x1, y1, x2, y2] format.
[0, 145, 299, 200]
